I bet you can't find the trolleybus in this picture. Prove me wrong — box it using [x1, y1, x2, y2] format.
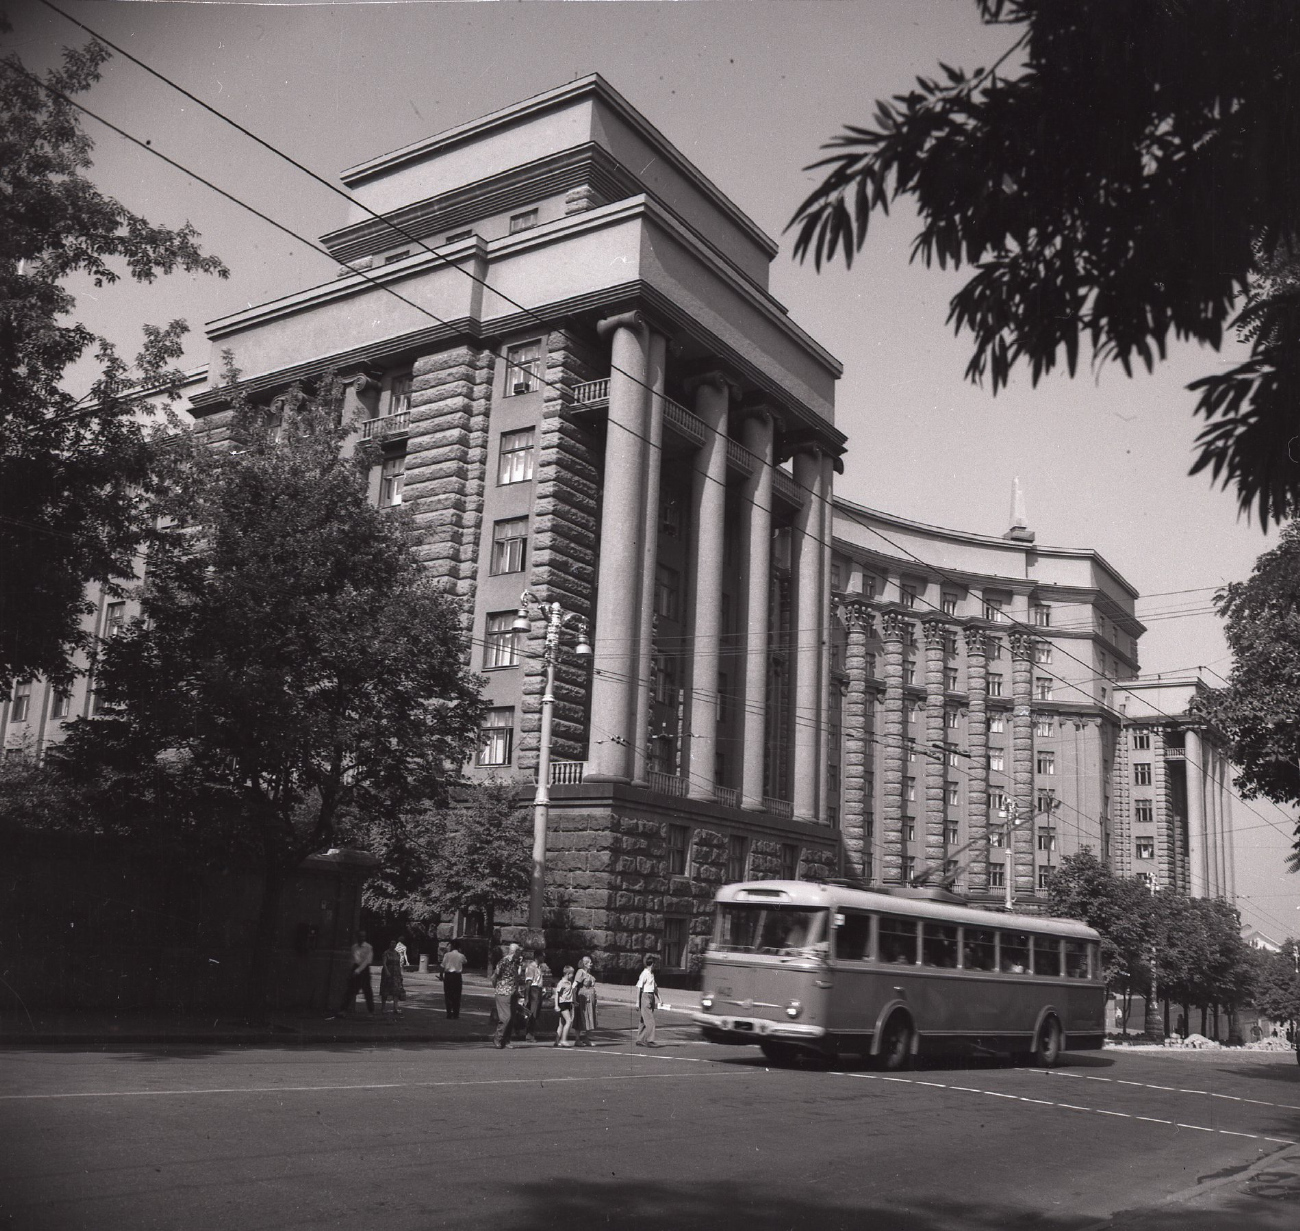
[694, 880, 1105, 1068]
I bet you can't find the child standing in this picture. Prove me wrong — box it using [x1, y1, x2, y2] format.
[554, 965, 576, 1047]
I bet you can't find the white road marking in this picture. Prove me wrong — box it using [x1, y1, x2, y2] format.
[1176, 1123, 1214, 1132]
[1034, 1069, 1300, 1111]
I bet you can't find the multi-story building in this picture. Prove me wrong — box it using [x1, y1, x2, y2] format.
[2, 77, 1235, 974]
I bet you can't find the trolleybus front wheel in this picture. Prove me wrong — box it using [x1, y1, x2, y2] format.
[877, 1012, 914, 1072]
[1033, 1016, 1063, 1067]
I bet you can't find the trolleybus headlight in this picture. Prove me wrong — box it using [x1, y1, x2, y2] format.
[701, 994, 714, 1010]
[786, 1000, 802, 1019]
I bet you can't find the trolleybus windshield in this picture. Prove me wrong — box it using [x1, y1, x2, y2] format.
[714, 904, 828, 956]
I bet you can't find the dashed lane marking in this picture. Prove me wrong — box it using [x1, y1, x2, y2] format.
[1034, 1069, 1300, 1111]
[835, 1071, 1296, 1146]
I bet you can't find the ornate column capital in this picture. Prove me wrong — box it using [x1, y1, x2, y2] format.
[1010, 632, 1036, 661]
[839, 597, 875, 636]
[963, 624, 988, 657]
[922, 616, 949, 648]
[880, 609, 908, 642]
[595, 309, 647, 340]
[684, 369, 738, 401]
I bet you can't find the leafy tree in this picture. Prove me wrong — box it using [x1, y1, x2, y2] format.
[426, 780, 531, 971]
[790, 0, 1300, 526]
[1, 34, 227, 687]
[52, 382, 484, 1006]
[1252, 940, 1300, 1060]
[1046, 849, 1155, 1031]
[1194, 524, 1300, 869]
[342, 804, 444, 935]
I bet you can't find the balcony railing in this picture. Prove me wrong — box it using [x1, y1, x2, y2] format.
[648, 770, 688, 797]
[361, 410, 410, 441]
[725, 438, 757, 478]
[571, 378, 609, 407]
[714, 785, 740, 809]
[549, 760, 585, 785]
[662, 398, 706, 446]
[1162, 746, 1185, 760]
[772, 468, 804, 508]
[764, 796, 794, 819]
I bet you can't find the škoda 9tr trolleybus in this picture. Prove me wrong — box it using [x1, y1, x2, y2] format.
[694, 880, 1105, 1068]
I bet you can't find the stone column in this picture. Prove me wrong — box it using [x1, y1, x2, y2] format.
[737, 409, 774, 811]
[1010, 633, 1036, 897]
[686, 373, 730, 800]
[841, 600, 874, 882]
[923, 618, 948, 876]
[964, 625, 991, 894]
[1221, 751, 1237, 902]
[1204, 745, 1220, 897]
[817, 452, 836, 823]
[790, 447, 826, 822]
[1185, 728, 1208, 897]
[880, 610, 907, 884]
[630, 330, 668, 787]
[1214, 750, 1230, 899]
[587, 311, 650, 782]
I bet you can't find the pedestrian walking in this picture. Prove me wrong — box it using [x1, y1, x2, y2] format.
[393, 937, 410, 970]
[380, 940, 406, 1018]
[440, 940, 466, 1019]
[331, 930, 374, 1017]
[523, 949, 551, 1042]
[635, 955, 659, 1047]
[554, 966, 576, 1047]
[573, 955, 597, 1046]
[492, 943, 524, 1048]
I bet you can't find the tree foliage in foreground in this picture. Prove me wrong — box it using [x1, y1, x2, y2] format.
[0, 34, 227, 687]
[1194, 523, 1300, 869]
[790, 0, 1300, 526]
[50, 383, 484, 1002]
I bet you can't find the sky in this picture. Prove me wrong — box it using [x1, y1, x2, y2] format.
[8, 0, 1297, 939]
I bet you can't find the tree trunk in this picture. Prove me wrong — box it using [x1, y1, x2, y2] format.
[1119, 987, 1133, 1033]
[1200, 1004, 1207, 1036]
[485, 905, 496, 975]
[1163, 998, 1171, 1038]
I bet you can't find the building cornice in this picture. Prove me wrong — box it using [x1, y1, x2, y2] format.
[339, 74, 781, 261]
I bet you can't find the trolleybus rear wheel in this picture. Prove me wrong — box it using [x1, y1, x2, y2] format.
[1033, 1016, 1063, 1067]
[878, 1013, 914, 1072]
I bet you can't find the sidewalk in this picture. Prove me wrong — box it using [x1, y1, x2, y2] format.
[0, 971, 702, 1047]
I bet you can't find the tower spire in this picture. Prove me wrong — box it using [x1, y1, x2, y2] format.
[1003, 477, 1035, 542]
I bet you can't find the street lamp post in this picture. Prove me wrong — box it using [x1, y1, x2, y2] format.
[998, 800, 1031, 911]
[513, 592, 591, 933]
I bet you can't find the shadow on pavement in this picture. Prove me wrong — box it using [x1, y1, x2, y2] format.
[1209, 1060, 1300, 1086]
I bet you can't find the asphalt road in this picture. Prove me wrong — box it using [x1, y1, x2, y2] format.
[3, 1031, 1300, 1231]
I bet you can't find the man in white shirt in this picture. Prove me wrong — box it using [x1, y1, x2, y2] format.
[332, 930, 374, 1017]
[635, 955, 659, 1047]
[440, 940, 466, 1019]
[522, 950, 551, 1042]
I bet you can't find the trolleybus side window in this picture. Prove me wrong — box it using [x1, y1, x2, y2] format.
[878, 916, 918, 965]
[921, 922, 958, 968]
[962, 927, 997, 972]
[714, 904, 827, 955]
[1033, 935, 1062, 977]
[834, 910, 872, 961]
[1000, 931, 1030, 973]
[1064, 939, 1090, 978]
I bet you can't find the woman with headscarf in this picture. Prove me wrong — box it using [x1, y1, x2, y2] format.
[573, 955, 598, 1046]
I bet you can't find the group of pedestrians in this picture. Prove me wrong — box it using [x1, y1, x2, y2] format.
[332, 933, 664, 1048]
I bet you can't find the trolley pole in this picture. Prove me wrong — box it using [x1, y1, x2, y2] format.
[513, 593, 591, 933]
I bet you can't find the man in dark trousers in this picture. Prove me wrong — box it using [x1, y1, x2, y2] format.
[440, 939, 466, 1019]
[492, 943, 523, 1048]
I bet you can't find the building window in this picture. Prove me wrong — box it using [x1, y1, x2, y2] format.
[906, 746, 917, 763]
[830, 562, 843, 590]
[654, 565, 680, 621]
[905, 624, 917, 648]
[945, 667, 959, 691]
[901, 855, 916, 882]
[1135, 838, 1155, 860]
[490, 516, 529, 575]
[900, 583, 917, 608]
[1031, 604, 1051, 627]
[947, 749, 960, 767]
[1135, 871, 1153, 889]
[989, 713, 1005, 733]
[987, 637, 1004, 661]
[1132, 731, 1151, 750]
[989, 748, 1005, 772]
[990, 789, 1008, 816]
[51, 689, 71, 719]
[652, 655, 677, 705]
[477, 707, 515, 766]
[905, 701, 920, 725]
[827, 762, 839, 793]
[10, 681, 32, 723]
[990, 863, 1005, 889]
[1034, 718, 1053, 738]
[667, 824, 691, 876]
[775, 842, 799, 880]
[1037, 751, 1056, 776]
[663, 917, 689, 969]
[726, 835, 749, 883]
[865, 652, 877, 678]
[380, 454, 406, 507]
[905, 776, 917, 802]
[941, 593, 958, 615]
[946, 783, 959, 808]
[944, 633, 958, 657]
[946, 707, 959, 729]
[509, 208, 539, 234]
[1037, 789, 1056, 814]
[1134, 762, 1152, 786]
[484, 612, 522, 669]
[945, 820, 959, 844]
[660, 493, 682, 538]
[861, 575, 877, 598]
[497, 427, 535, 484]
[983, 598, 1006, 622]
[387, 372, 412, 416]
[904, 659, 917, 685]
[1038, 866, 1053, 891]
[906, 820, 916, 841]
[504, 340, 541, 394]
[987, 673, 1004, 697]
[1134, 800, 1154, 825]
[1037, 828, 1056, 853]
[104, 601, 127, 638]
[1034, 642, 1052, 664]
[1035, 677, 1053, 701]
